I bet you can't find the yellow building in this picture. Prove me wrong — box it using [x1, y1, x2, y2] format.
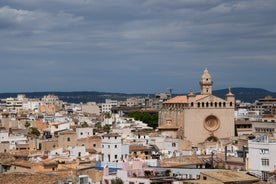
[158, 69, 235, 145]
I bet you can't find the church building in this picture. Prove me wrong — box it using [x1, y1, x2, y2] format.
[157, 69, 235, 145]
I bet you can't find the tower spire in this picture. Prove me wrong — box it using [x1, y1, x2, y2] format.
[199, 68, 213, 95]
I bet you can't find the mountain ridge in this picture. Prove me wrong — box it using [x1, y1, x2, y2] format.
[0, 87, 275, 104]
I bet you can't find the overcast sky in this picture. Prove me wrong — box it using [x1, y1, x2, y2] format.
[0, 0, 276, 94]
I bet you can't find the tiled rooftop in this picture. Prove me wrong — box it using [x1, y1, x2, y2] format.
[164, 95, 208, 104]
[0, 173, 66, 184]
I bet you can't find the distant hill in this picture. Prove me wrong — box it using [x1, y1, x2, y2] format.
[0, 88, 275, 104]
[212, 87, 276, 103]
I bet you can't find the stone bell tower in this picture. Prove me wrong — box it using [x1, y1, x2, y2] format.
[200, 68, 213, 95]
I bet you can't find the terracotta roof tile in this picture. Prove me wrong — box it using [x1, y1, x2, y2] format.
[164, 95, 208, 104]
[0, 173, 65, 184]
[164, 96, 187, 103]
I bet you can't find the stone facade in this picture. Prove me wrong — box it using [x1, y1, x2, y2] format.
[158, 69, 235, 145]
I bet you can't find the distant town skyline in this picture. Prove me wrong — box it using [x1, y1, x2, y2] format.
[0, 1, 276, 94]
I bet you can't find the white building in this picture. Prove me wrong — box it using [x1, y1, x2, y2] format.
[0, 132, 28, 150]
[22, 99, 41, 111]
[100, 99, 118, 114]
[46, 122, 71, 135]
[68, 146, 88, 160]
[101, 133, 129, 162]
[76, 127, 93, 139]
[248, 135, 276, 180]
[4, 94, 27, 111]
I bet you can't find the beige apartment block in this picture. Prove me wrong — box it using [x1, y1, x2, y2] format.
[158, 69, 235, 145]
[57, 130, 77, 151]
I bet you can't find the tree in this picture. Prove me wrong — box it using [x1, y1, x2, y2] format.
[81, 121, 88, 127]
[111, 177, 123, 184]
[103, 124, 111, 133]
[25, 121, 31, 128]
[128, 111, 158, 129]
[165, 169, 171, 176]
[95, 122, 102, 129]
[105, 112, 111, 119]
[29, 127, 40, 137]
[144, 170, 151, 178]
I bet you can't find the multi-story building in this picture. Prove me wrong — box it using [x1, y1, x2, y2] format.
[101, 133, 129, 162]
[22, 98, 41, 111]
[255, 96, 276, 116]
[100, 99, 118, 114]
[248, 135, 276, 180]
[252, 121, 276, 136]
[39, 94, 62, 112]
[4, 94, 27, 111]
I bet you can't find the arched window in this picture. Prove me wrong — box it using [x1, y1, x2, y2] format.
[198, 102, 200, 107]
[210, 102, 213, 107]
[219, 102, 221, 107]
[202, 102, 204, 107]
[206, 102, 209, 107]
[191, 102, 194, 107]
[215, 102, 217, 107]
[223, 102, 226, 107]
[230, 102, 233, 107]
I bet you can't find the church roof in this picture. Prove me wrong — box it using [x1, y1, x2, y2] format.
[164, 94, 208, 104]
[164, 96, 187, 103]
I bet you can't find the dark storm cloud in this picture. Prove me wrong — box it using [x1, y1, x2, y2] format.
[0, 0, 275, 93]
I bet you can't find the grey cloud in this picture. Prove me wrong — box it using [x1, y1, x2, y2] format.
[0, 0, 276, 93]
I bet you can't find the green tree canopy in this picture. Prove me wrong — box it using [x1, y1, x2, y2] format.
[111, 177, 123, 184]
[25, 121, 31, 128]
[127, 111, 158, 129]
[29, 127, 40, 137]
[81, 121, 88, 127]
[103, 124, 111, 133]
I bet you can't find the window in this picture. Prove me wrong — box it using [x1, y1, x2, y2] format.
[93, 144, 96, 147]
[67, 137, 70, 142]
[115, 155, 117, 159]
[261, 159, 269, 166]
[115, 145, 117, 148]
[108, 145, 110, 148]
[260, 149, 269, 154]
[80, 132, 83, 135]
[172, 142, 176, 147]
